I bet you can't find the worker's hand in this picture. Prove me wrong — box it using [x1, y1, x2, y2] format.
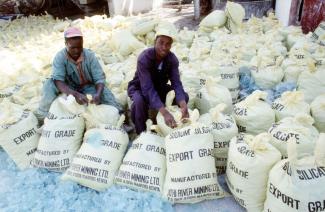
[164, 112, 177, 128]
[73, 92, 89, 105]
[159, 107, 177, 128]
[90, 93, 101, 105]
[179, 100, 189, 122]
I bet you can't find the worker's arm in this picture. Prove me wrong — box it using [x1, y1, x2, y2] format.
[54, 80, 88, 105]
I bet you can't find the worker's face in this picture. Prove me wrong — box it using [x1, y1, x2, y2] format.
[65, 37, 83, 60]
[155, 35, 173, 60]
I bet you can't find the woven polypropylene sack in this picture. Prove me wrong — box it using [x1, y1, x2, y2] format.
[226, 133, 281, 212]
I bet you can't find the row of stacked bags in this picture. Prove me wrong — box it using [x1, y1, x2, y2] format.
[1, 1, 325, 211]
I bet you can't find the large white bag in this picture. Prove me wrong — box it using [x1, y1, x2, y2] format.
[297, 64, 325, 103]
[226, 133, 281, 212]
[163, 110, 224, 203]
[156, 90, 194, 137]
[61, 116, 128, 191]
[263, 134, 325, 212]
[195, 78, 233, 115]
[83, 98, 120, 130]
[250, 56, 284, 90]
[200, 10, 226, 28]
[311, 94, 325, 132]
[198, 104, 238, 174]
[272, 91, 310, 121]
[234, 90, 275, 135]
[115, 120, 166, 193]
[0, 99, 40, 169]
[268, 114, 319, 158]
[33, 95, 85, 172]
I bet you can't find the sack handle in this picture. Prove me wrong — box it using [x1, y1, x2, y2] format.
[116, 114, 125, 128]
[247, 133, 270, 152]
[165, 90, 175, 108]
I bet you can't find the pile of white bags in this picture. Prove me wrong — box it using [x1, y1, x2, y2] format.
[272, 91, 310, 121]
[195, 78, 233, 115]
[226, 133, 281, 212]
[198, 104, 238, 174]
[33, 95, 85, 172]
[163, 110, 224, 203]
[311, 94, 325, 132]
[115, 120, 166, 193]
[268, 114, 319, 158]
[62, 116, 128, 191]
[264, 134, 325, 212]
[0, 99, 40, 169]
[233, 90, 275, 135]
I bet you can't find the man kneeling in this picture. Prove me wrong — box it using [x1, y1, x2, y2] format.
[35, 27, 122, 122]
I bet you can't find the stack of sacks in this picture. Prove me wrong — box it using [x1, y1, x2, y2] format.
[264, 134, 325, 212]
[195, 78, 233, 115]
[297, 62, 325, 103]
[311, 94, 325, 132]
[61, 116, 128, 191]
[163, 109, 225, 203]
[233, 90, 275, 134]
[198, 104, 238, 174]
[226, 133, 281, 212]
[0, 99, 39, 169]
[272, 91, 310, 121]
[156, 91, 194, 137]
[33, 95, 85, 172]
[115, 120, 166, 193]
[268, 113, 319, 158]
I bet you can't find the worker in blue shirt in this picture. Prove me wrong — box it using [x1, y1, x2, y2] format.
[35, 27, 122, 122]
